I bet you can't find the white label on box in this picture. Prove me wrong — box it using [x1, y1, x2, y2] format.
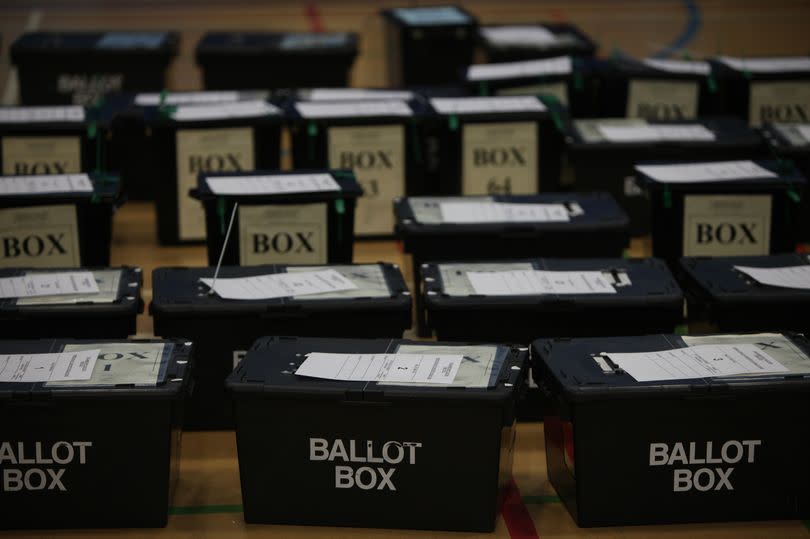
[462, 122, 538, 195]
[297, 353, 462, 384]
[642, 58, 711, 76]
[201, 269, 356, 300]
[0, 174, 92, 196]
[238, 203, 327, 265]
[0, 349, 98, 383]
[607, 343, 786, 382]
[207, 173, 339, 196]
[734, 264, 810, 290]
[306, 88, 415, 101]
[0, 205, 80, 268]
[134, 91, 242, 106]
[430, 96, 546, 115]
[467, 270, 616, 296]
[682, 195, 771, 256]
[717, 56, 810, 73]
[466, 57, 572, 81]
[598, 124, 715, 142]
[171, 100, 279, 121]
[2, 136, 82, 176]
[0, 271, 98, 298]
[176, 127, 254, 241]
[626, 80, 699, 120]
[636, 160, 777, 183]
[748, 81, 810, 127]
[18, 269, 120, 306]
[439, 201, 569, 223]
[47, 343, 167, 387]
[295, 100, 413, 119]
[0, 106, 85, 124]
[495, 81, 568, 105]
[481, 25, 559, 47]
[328, 125, 404, 235]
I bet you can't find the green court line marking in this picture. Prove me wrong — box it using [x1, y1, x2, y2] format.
[170, 504, 243, 515]
[521, 495, 561, 505]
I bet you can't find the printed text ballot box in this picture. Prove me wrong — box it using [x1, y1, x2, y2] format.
[478, 23, 597, 63]
[227, 336, 525, 531]
[0, 266, 143, 339]
[150, 100, 282, 245]
[533, 332, 810, 527]
[151, 263, 411, 429]
[762, 122, 810, 242]
[0, 173, 123, 268]
[191, 171, 361, 266]
[0, 339, 192, 529]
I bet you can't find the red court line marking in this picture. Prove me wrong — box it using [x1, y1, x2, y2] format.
[305, 3, 325, 33]
[502, 479, 541, 539]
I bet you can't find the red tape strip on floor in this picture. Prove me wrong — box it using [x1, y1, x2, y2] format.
[305, 3, 325, 33]
[502, 479, 541, 539]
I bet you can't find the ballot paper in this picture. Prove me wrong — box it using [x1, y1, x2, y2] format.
[481, 25, 559, 47]
[429, 96, 546, 115]
[0, 106, 85, 123]
[797, 125, 810, 143]
[0, 271, 99, 299]
[438, 262, 534, 296]
[635, 160, 777, 183]
[717, 56, 810, 73]
[388, 344, 507, 388]
[46, 343, 170, 387]
[305, 88, 415, 101]
[286, 264, 390, 299]
[466, 57, 572, 81]
[171, 100, 279, 121]
[0, 174, 93, 196]
[642, 58, 711, 76]
[295, 100, 413, 119]
[467, 269, 616, 296]
[734, 264, 810, 290]
[17, 269, 120, 305]
[607, 344, 787, 382]
[597, 124, 716, 143]
[0, 349, 98, 383]
[682, 333, 810, 376]
[296, 353, 462, 384]
[134, 91, 242, 106]
[201, 269, 357, 300]
[439, 201, 570, 223]
[206, 173, 340, 195]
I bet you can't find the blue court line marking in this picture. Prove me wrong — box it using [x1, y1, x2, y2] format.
[651, 0, 702, 58]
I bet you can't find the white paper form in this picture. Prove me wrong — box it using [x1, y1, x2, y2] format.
[439, 201, 569, 223]
[467, 270, 617, 296]
[0, 271, 99, 299]
[305, 88, 414, 101]
[717, 56, 810, 73]
[734, 264, 810, 290]
[635, 160, 777, 183]
[295, 100, 413, 119]
[135, 91, 241, 106]
[171, 100, 280, 121]
[0, 174, 93, 196]
[481, 25, 559, 47]
[607, 344, 787, 382]
[296, 353, 462, 384]
[206, 173, 340, 196]
[797, 125, 810, 143]
[642, 58, 711, 76]
[597, 124, 716, 143]
[0, 106, 85, 123]
[0, 349, 98, 382]
[430, 96, 546, 115]
[467, 57, 572, 81]
[201, 269, 357, 300]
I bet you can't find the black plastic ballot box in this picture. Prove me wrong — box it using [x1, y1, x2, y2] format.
[680, 254, 810, 335]
[287, 99, 423, 237]
[0, 338, 192, 529]
[0, 173, 123, 268]
[533, 332, 810, 527]
[478, 23, 597, 63]
[762, 122, 810, 242]
[637, 159, 805, 266]
[423, 96, 565, 196]
[0, 266, 143, 339]
[10, 31, 179, 106]
[0, 106, 98, 177]
[191, 170, 361, 267]
[382, 5, 478, 87]
[597, 57, 723, 120]
[227, 336, 526, 531]
[566, 117, 766, 235]
[149, 99, 282, 245]
[196, 32, 359, 90]
[710, 56, 810, 127]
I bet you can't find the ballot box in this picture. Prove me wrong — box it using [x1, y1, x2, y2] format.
[478, 23, 597, 63]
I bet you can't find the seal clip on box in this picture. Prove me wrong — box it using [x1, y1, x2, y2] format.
[149, 99, 282, 244]
[762, 122, 810, 242]
[533, 332, 810, 527]
[680, 254, 810, 335]
[478, 23, 597, 63]
[195, 32, 359, 90]
[10, 31, 179, 105]
[0, 338, 192, 529]
[191, 170, 362, 267]
[638, 159, 805, 266]
[151, 263, 411, 429]
[227, 336, 526, 531]
[0, 173, 123, 268]
[0, 266, 143, 339]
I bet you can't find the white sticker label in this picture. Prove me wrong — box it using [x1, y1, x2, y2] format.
[0, 205, 80, 268]
[176, 127, 254, 241]
[0, 174, 92, 196]
[134, 91, 242, 106]
[171, 100, 279, 121]
[481, 25, 559, 47]
[296, 353, 462, 384]
[430, 96, 546, 115]
[462, 122, 538, 195]
[598, 124, 715, 143]
[496, 82, 568, 105]
[201, 269, 356, 300]
[2, 136, 82, 176]
[295, 100, 413, 119]
[748, 81, 810, 127]
[0, 349, 98, 382]
[305, 89, 415, 101]
[467, 270, 616, 296]
[439, 201, 569, 223]
[682, 195, 771, 256]
[607, 343, 787, 382]
[0, 106, 85, 124]
[636, 160, 777, 183]
[717, 56, 810, 73]
[238, 203, 327, 265]
[0, 271, 98, 299]
[734, 264, 810, 290]
[642, 58, 710, 76]
[328, 125, 404, 235]
[206, 173, 340, 196]
[626, 80, 699, 120]
[467, 57, 572, 81]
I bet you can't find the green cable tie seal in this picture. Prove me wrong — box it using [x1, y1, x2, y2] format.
[622, 248, 630, 259]
[479, 81, 489, 97]
[574, 71, 584, 92]
[335, 198, 345, 215]
[663, 186, 672, 210]
[307, 122, 318, 137]
[159, 89, 168, 107]
[707, 74, 718, 94]
[674, 324, 689, 336]
[788, 189, 800, 204]
[448, 114, 459, 131]
[87, 120, 97, 139]
[217, 198, 226, 235]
